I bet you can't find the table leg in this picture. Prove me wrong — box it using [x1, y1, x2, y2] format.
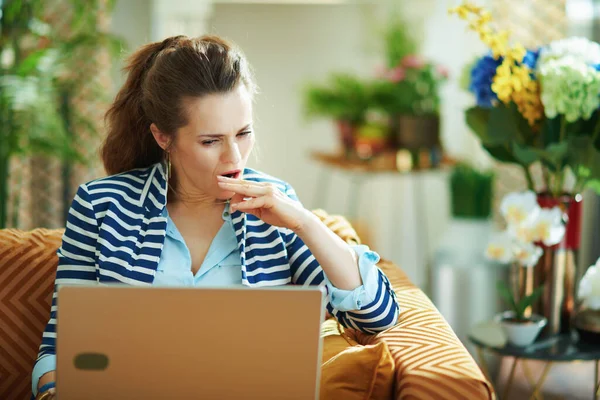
[528, 361, 553, 400]
[594, 359, 599, 400]
[502, 357, 519, 400]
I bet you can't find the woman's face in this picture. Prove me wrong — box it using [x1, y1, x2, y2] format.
[152, 84, 254, 202]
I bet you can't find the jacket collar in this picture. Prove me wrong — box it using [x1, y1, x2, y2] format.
[143, 163, 258, 285]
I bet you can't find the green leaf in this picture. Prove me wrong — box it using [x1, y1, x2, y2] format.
[512, 142, 539, 166]
[483, 145, 519, 163]
[15, 49, 49, 76]
[568, 136, 600, 194]
[487, 103, 520, 145]
[465, 107, 490, 142]
[534, 142, 569, 171]
[496, 280, 519, 315]
[541, 115, 562, 145]
[516, 285, 545, 317]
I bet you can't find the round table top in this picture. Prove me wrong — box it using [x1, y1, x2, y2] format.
[468, 325, 600, 362]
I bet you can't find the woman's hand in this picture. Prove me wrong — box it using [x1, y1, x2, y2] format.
[217, 176, 311, 231]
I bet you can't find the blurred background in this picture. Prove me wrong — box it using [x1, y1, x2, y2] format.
[2, 1, 600, 393]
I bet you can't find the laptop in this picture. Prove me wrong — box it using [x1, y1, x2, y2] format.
[56, 285, 326, 399]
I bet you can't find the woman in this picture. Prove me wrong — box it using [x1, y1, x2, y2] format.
[33, 35, 399, 399]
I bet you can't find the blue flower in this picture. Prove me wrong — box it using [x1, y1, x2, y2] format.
[522, 48, 541, 70]
[469, 54, 502, 108]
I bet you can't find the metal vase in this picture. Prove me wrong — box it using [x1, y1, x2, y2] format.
[532, 193, 583, 337]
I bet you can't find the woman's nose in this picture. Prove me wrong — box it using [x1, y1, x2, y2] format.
[222, 141, 242, 164]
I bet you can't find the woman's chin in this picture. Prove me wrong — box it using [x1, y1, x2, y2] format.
[217, 190, 235, 201]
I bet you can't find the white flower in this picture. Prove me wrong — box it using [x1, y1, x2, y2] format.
[485, 232, 515, 264]
[500, 191, 540, 228]
[530, 207, 566, 246]
[513, 206, 566, 246]
[578, 259, 600, 310]
[538, 37, 600, 68]
[513, 241, 544, 268]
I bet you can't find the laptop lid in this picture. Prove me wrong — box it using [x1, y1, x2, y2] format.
[56, 285, 326, 399]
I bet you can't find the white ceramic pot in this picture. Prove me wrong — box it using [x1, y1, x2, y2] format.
[495, 311, 547, 347]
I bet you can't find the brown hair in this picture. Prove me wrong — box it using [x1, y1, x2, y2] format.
[101, 35, 256, 175]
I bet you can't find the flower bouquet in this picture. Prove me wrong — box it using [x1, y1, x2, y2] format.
[450, 1, 599, 335]
[450, 3, 600, 198]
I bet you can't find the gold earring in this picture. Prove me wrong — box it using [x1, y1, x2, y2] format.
[165, 152, 171, 179]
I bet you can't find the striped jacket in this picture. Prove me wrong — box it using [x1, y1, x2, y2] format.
[37, 163, 399, 363]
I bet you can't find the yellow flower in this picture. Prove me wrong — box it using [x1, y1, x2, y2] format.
[479, 11, 492, 24]
[488, 31, 510, 59]
[492, 77, 513, 103]
[449, 1, 545, 126]
[508, 43, 527, 63]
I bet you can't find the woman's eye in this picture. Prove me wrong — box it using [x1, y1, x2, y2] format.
[238, 131, 252, 137]
[202, 140, 218, 145]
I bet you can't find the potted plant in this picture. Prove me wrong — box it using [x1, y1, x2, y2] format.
[495, 280, 546, 346]
[371, 14, 449, 152]
[303, 73, 372, 158]
[574, 258, 600, 343]
[450, 2, 600, 335]
[372, 57, 449, 151]
[0, 0, 124, 228]
[485, 191, 566, 342]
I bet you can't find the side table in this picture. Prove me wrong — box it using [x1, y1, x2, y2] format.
[468, 326, 600, 400]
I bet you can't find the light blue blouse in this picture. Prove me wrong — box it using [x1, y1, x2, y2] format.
[32, 203, 382, 396]
[155, 203, 382, 312]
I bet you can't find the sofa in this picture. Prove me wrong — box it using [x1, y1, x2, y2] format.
[0, 210, 495, 400]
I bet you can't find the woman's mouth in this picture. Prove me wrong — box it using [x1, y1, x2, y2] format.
[220, 170, 241, 179]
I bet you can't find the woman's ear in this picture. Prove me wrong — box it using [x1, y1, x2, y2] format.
[150, 123, 171, 151]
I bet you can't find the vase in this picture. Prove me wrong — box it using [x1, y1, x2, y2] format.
[335, 120, 357, 159]
[395, 114, 441, 151]
[532, 193, 583, 337]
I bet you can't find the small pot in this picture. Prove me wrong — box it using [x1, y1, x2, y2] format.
[395, 114, 441, 150]
[495, 311, 547, 347]
[335, 120, 357, 158]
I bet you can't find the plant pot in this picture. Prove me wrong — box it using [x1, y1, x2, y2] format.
[532, 193, 583, 337]
[395, 114, 441, 151]
[495, 311, 547, 346]
[335, 120, 357, 158]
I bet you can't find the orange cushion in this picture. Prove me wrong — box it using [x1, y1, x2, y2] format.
[320, 319, 394, 400]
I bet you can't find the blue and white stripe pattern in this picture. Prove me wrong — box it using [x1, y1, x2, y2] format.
[36, 163, 399, 364]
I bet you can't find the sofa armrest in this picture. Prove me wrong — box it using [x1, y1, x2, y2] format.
[348, 260, 495, 400]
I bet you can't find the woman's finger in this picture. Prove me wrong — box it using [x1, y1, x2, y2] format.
[231, 196, 271, 212]
[218, 180, 269, 197]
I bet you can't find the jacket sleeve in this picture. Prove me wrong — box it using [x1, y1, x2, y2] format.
[32, 184, 99, 393]
[283, 183, 399, 334]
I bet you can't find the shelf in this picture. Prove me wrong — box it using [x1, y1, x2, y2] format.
[310, 150, 456, 174]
